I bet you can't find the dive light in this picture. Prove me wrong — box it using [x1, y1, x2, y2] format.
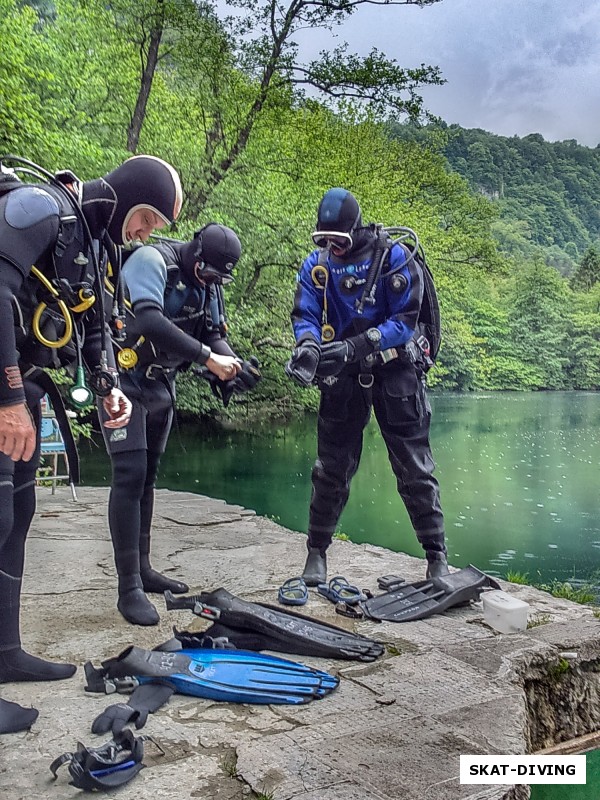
[68, 366, 94, 408]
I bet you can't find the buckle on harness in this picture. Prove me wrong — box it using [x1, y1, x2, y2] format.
[416, 335, 434, 369]
[145, 364, 166, 380]
[416, 335, 430, 357]
[358, 372, 374, 389]
[379, 347, 399, 364]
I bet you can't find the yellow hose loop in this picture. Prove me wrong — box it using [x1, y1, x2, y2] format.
[32, 300, 73, 348]
[70, 288, 96, 314]
[310, 265, 328, 289]
[30, 266, 59, 297]
[310, 265, 333, 342]
[29, 267, 74, 347]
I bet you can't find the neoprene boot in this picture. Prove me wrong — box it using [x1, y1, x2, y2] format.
[302, 547, 327, 587]
[117, 571, 160, 627]
[0, 570, 76, 683]
[0, 697, 39, 734]
[139, 532, 189, 595]
[425, 552, 450, 579]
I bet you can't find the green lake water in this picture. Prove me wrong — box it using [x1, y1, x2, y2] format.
[80, 391, 600, 586]
[529, 749, 600, 800]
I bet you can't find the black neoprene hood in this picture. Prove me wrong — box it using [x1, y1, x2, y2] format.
[102, 155, 183, 245]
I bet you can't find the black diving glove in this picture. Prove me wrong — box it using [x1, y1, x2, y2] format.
[285, 339, 321, 387]
[316, 331, 380, 378]
[210, 355, 261, 409]
[231, 356, 261, 395]
[193, 367, 234, 407]
[91, 683, 174, 735]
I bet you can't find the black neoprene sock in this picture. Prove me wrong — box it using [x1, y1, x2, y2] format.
[0, 697, 39, 734]
[0, 647, 76, 683]
[0, 571, 76, 682]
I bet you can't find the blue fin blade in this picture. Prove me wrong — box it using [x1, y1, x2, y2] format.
[130, 649, 339, 705]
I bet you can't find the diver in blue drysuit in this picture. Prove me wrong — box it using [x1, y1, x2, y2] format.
[286, 188, 447, 586]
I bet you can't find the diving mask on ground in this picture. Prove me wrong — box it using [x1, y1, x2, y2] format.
[311, 230, 353, 255]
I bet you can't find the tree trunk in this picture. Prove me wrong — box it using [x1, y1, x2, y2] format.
[126, 17, 164, 153]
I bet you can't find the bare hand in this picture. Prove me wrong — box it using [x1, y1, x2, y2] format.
[102, 389, 132, 429]
[0, 402, 36, 462]
[206, 354, 242, 382]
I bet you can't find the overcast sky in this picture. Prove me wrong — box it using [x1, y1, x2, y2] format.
[297, 0, 600, 147]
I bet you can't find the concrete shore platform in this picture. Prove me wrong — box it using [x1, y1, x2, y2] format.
[1, 486, 598, 800]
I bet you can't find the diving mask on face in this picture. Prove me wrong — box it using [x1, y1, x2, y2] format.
[193, 260, 235, 286]
[187, 223, 241, 287]
[311, 230, 353, 252]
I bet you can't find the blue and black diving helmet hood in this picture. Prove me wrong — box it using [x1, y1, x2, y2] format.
[312, 188, 364, 255]
[180, 223, 242, 287]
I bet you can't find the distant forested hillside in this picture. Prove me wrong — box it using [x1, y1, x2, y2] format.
[440, 126, 600, 276]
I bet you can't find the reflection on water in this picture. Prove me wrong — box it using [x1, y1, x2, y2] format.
[80, 391, 600, 585]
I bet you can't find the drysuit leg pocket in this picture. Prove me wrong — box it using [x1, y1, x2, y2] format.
[380, 368, 422, 428]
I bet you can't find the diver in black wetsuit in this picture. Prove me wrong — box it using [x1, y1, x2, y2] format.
[0, 154, 182, 734]
[99, 224, 261, 626]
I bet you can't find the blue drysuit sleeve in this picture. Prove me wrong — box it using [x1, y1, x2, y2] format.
[290, 251, 323, 345]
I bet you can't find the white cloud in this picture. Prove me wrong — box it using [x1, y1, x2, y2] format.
[293, 0, 600, 145]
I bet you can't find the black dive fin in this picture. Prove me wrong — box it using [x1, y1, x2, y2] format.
[361, 564, 500, 622]
[164, 587, 385, 662]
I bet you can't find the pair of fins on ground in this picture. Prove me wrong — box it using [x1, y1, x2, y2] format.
[162, 564, 497, 639]
[83, 587, 385, 716]
[338, 564, 502, 621]
[84, 567, 497, 714]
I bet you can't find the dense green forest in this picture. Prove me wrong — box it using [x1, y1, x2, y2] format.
[440, 125, 600, 276]
[3, 0, 600, 426]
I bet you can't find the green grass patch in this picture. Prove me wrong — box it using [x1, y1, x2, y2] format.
[506, 572, 597, 606]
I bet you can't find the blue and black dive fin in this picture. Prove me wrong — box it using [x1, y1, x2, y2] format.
[85, 645, 338, 706]
[164, 587, 385, 661]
